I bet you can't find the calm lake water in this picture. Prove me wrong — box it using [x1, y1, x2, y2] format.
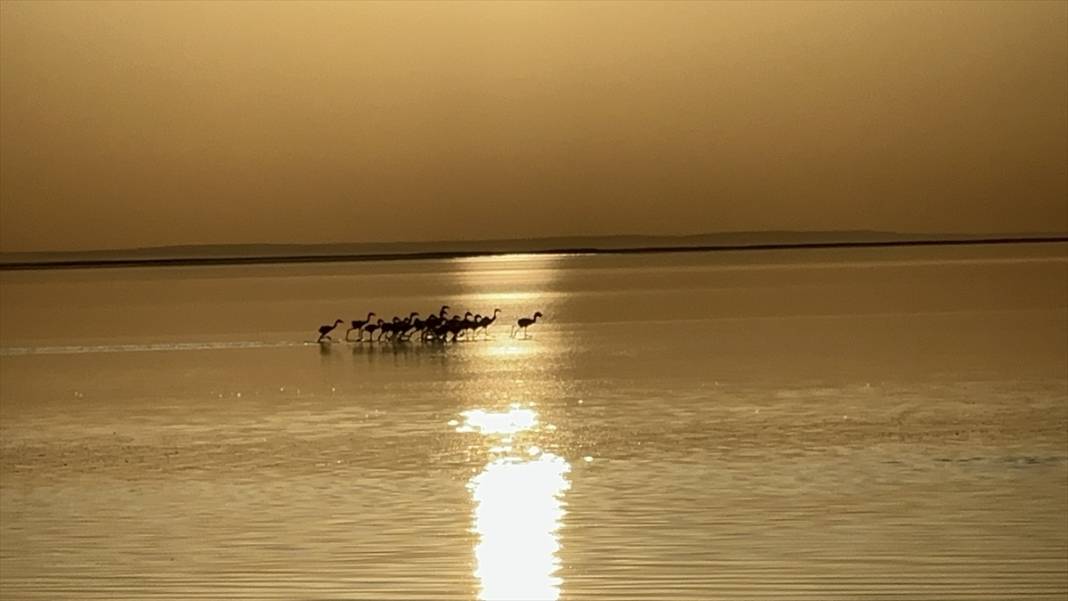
[1, 244, 1066, 600]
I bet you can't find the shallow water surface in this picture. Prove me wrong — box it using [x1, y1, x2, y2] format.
[2, 245, 1066, 600]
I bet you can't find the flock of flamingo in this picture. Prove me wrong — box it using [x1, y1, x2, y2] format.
[315, 305, 543, 343]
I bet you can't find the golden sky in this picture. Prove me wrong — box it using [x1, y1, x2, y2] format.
[1, 0, 1065, 252]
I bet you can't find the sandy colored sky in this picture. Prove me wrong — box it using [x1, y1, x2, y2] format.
[1, 0, 1065, 252]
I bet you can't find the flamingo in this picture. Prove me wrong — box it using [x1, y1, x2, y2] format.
[380, 316, 405, 341]
[436, 314, 467, 342]
[423, 305, 451, 342]
[475, 308, 502, 339]
[346, 312, 376, 341]
[317, 319, 344, 342]
[456, 312, 477, 341]
[465, 314, 482, 340]
[406, 315, 429, 341]
[362, 318, 384, 341]
[396, 312, 420, 340]
[511, 312, 543, 339]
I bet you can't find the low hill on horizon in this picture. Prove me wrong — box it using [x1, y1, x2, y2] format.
[2, 230, 1065, 268]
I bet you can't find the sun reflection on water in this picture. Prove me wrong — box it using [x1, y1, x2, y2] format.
[458, 405, 538, 435]
[458, 406, 571, 601]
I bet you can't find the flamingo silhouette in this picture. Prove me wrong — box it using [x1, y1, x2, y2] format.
[315, 306, 543, 345]
[511, 312, 543, 339]
[475, 308, 502, 339]
[346, 312, 376, 341]
[438, 314, 465, 342]
[421, 306, 443, 341]
[317, 319, 344, 342]
[396, 312, 420, 340]
[362, 318, 384, 341]
[381, 316, 406, 341]
[465, 314, 482, 340]
[423, 305, 451, 342]
[457, 312, 475, 341]
[406, 314, 429, 341]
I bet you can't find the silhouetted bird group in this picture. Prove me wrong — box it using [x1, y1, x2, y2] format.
[315, 306, 543, 343]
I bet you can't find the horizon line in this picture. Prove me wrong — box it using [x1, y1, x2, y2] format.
[1, 236, 1065, 272]
[5, 229, 1067, 257]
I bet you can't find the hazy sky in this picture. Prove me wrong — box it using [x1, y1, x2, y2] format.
[1, 1, 1065, 252]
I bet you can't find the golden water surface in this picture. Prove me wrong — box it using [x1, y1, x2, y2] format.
[1, 245, 1066, 600]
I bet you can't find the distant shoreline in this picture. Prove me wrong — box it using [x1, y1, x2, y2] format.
[1, 236, 1065, 271]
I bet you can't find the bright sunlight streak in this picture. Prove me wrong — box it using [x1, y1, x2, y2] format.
[458, 406, 538, 435]
[457, 404, 572, 600]
[469, 453, 571, 601]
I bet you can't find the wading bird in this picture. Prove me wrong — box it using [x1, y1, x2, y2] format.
[346, 312, 376, 341]
[422, 305, 450, 341]
[362, 318, 384, 341]
[379, 317, 400, 342]
[511, 311, 543, 339]
[474, 308, 502, 339]
[312, 305, 539, 346]
[396, 312, 420, 341]
[317, 319, 344, 342]
[404, 314, 429, 341]
[458, 312, 475, 341]
[435, 314, 465, 342]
